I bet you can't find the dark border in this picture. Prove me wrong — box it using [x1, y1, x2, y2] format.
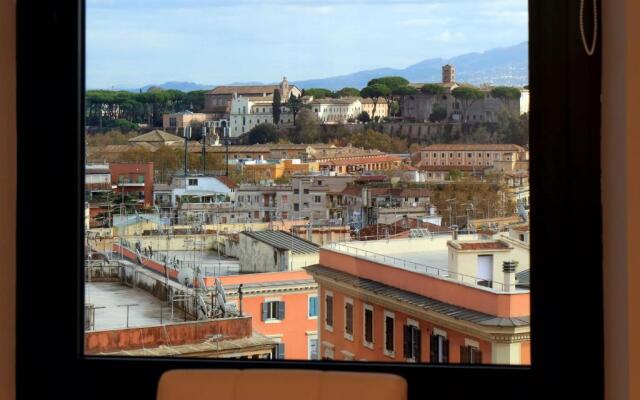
[16, 1, 603, 399]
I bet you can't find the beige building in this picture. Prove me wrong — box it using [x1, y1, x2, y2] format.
[307, 97, 363, 123]
[162, 111, 213, 133]
[226, 230, 319, 273]
[415, 144, 528, 168]
[205, 77, 301, 121]
[360, 97, 389, 120]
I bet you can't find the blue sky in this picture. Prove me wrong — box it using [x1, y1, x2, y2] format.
[86, 0, 528, 89]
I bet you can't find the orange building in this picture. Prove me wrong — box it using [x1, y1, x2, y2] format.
[218, 271, 319, 360]
[242, 159, 320, 182]
[305, 238, 530, 365]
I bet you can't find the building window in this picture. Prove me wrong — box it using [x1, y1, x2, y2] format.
[363, 303, 373, 349]
[308, 335, 318, 360]
[429, 330, 449, 364]
[460, 340, 482, 364]
[293, 189, 299, 194]
[304, 189, 309, 194]
[384, 310, 395, 357]
[344, 298, 354, 341]
[308, 295, 318, 318]
[325, 291, 334, 332]
[403, 320, 421, 362]
[303, 202, 309, 209]
[169, 117, 176, 128]
[314, 195, 321, 203]
[188, 178, 198, 186]
[261, 300, 285, 321]
[271, 342, 285, 360]
[293, 203, 299, 211]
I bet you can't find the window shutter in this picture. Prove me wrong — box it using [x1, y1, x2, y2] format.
[277, 301, 285, 320]
[443, 338, 450, 363]
[460, 345, 469, 364]
[261, 302, 268, 321]
[277, 343, 285, 359]
[414, 328, 422, 363]
[429, 335, 437, 363]
[365, 310, 373, 343]
[476, 349, 483, 365]
[403, 325, 411, 359]
[326, 296, 333, 326]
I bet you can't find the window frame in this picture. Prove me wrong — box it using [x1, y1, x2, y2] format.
[16, 1, 605, 399]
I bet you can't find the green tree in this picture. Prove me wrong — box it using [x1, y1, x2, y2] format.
[291, 108, 319, 143]
[421, 83, 445, 95]
[366, 76, 412, 118]
[302, 88, 334, 99]
[336, 87, 361, 98]
[152, 145, 180, 183]
[490, 86, 522, 113]
[272, 89, 282, 125]
[287, 94, 303, 124]
[429, 103, 448, 122]
[446, 170, 463, 181]
[451, 86, 484, 122]
[247, 123, 278, 144]
[357, 111, 371, 123]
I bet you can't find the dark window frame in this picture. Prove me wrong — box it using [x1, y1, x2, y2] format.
[16, 1, 604, 399]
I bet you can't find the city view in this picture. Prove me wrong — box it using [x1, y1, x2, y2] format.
[84, 0, 530, 364]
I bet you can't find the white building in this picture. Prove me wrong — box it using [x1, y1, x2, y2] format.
[153, 175, 236, 208]
[307, 98, 362, 124]
[229, 95, 295, 137]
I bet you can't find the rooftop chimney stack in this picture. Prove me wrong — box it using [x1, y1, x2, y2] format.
[502, 261, 517, 292]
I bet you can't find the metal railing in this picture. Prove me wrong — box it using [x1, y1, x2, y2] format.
[325, 242, 512, 292]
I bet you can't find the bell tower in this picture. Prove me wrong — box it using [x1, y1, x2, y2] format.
[442, 64, 455, 84]
[280, 76, 290, 99]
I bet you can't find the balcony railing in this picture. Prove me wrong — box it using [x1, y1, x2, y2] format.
[324, 242, 520, 293]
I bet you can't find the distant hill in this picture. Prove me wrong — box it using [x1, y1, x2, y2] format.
[293, 41, 528, 90]
[107, 42, 528, 93]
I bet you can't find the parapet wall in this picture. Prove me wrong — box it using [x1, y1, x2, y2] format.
[85, 316, 252, 354]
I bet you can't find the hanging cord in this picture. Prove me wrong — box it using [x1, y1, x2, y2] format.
[579, 0, 598, 56]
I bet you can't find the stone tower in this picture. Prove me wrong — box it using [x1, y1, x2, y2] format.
[442, 64, 456, 84]
[280, 76, 290, 99]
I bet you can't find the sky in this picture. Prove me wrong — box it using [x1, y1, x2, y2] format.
[86, 0, 528, 89]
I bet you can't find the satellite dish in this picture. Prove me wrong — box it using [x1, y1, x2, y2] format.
[177, 267, 195, 287]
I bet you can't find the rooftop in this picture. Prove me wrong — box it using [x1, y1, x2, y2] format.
[129, 129, 184, 143]
[305, 264, 529, 327]
[242, 230, 320, 254]
[420, 144, 527, 152]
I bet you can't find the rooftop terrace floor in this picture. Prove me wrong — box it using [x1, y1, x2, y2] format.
[85, 282, 188, 330]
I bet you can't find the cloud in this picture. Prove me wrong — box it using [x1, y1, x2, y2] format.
[437, 31, 465, 42]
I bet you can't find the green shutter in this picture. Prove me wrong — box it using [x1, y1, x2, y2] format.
[261, 302, 268, 321]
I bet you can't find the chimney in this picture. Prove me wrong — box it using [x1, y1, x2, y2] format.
[502, 261, 517, 292]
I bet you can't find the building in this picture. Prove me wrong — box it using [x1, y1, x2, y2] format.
[206, 77, 301, 121]
[229, 93, 296, 137]
[153, 175, 236, 209]
[226, 230, 320, 273]
[162, 111, 213, 133]
[400, 64, 530, 123]
[242, 159, 320, 182]
[304, 236, 530, 364]
[128, 129, 185, 147]
[307, 97, 362, 123]
[109, 162, 154, 207]
[318, 155, 403, 174]
[414, 144, 529, 168]
[235, 184, 295, 222]
[85, 163, 114, 227]
[219, 271, 319, 360]
[360, 97, 389, 120]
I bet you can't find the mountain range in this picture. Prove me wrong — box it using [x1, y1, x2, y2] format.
[115, 41, 528, 92]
